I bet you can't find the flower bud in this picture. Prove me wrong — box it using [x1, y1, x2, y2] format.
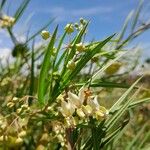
[15, 137, 23, 145]
[17, 108, 22, 114]
[74, 23, 79, 28]
[91, 56, 99, 63]
[7, 102, 15, 108]
[105, 62, 122, 75]
[76, 43, 85, 52]
[0, 135, 8, 141]
[18, 130, 27, 137]
[64, 24, 74, 34]
[82, 105, 93, 116]
[76, 108, 85, 118]
[36, 144, 45, 150]
[40, 133, 49, 143]
[95, 110, 104, 120]
[67, 60, 76, 70]
[41, 30, 50, 40]
[80, 18, 84, 24]
[21, 104, 28, 109]
[12, 97, 19, 102]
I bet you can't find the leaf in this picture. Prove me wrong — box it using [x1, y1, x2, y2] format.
[125, 123, 147, 150]
[105, 79, 142, 131]
[109, 76, 143, 113]
[0, 0, 6, 10]
[13, 0, 31, 23]
[29, 40, 35, 105]
[117, 10, 134, 43]
[63, 34, 115, 86]
[91, 51, 127, 82]
[75, 81, 132, 89]
[37, 26, 58, 105]
[131, 0, 143, 33]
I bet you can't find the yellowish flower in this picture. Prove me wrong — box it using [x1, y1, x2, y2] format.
[82, 105, 93, 116]
[76, 108, 85, 118]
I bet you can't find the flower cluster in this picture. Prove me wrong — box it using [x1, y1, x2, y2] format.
[59, 87, 109, 127]
[0, 14, 15, 28]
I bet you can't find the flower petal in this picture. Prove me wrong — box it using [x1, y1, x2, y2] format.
[68, 91, 81, 107]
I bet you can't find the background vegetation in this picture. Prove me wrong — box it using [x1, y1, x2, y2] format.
[0, 0, 150, 149]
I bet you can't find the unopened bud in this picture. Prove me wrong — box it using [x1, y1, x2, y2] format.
[64, 24, 74, 34]
[76, 108, 85, 118]
[7, 102, 15, 108]
[76, 43, 85, 52]
[18, 130, 27, 137]
[41, 30, 50, 40]
[15, 137, 23, 145]
[67, 60, 76, 70]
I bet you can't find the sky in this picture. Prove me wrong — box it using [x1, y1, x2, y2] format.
[0, 0, 150, 60]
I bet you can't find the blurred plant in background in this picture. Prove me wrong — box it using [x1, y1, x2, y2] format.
[0, 0, 150, 149]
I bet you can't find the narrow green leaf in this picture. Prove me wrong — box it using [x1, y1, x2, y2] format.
[109, 76, 143, 113]
[131, 0, 143, 33]
[126, 123, 147, 150]
[29, 40, 35, 105]
[38, 26, 58, 105]
[0, 0, 6, 10]
[62, 34, 115, 90]
[13, 0, 30, 23]
[91, 51, 127, 82]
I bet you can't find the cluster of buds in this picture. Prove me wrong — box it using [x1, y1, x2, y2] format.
[74, 18, 87, 31]
[59, 87, 109, 127]
[66, 42, 86, 70]
[0, 115, 27, 147]
[0, 14, 15, 28]
[52, 121, 67, 147]
[6, 97, 30, 115]
[64, 18, 87, 34]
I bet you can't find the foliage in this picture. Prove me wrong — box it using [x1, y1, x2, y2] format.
[0, 0, 150, 149]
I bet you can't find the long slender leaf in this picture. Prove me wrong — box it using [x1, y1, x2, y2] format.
[38, 26, 58, 105]
[13, 0, 31, 23]
[109, 76, 143, 113]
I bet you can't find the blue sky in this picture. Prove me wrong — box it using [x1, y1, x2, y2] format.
[0, 0, 150, 59]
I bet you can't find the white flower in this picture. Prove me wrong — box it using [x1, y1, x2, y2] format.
[68, 87, 85, 108]
[87, 96, 99, 110]
[59, 100, 75, 117]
